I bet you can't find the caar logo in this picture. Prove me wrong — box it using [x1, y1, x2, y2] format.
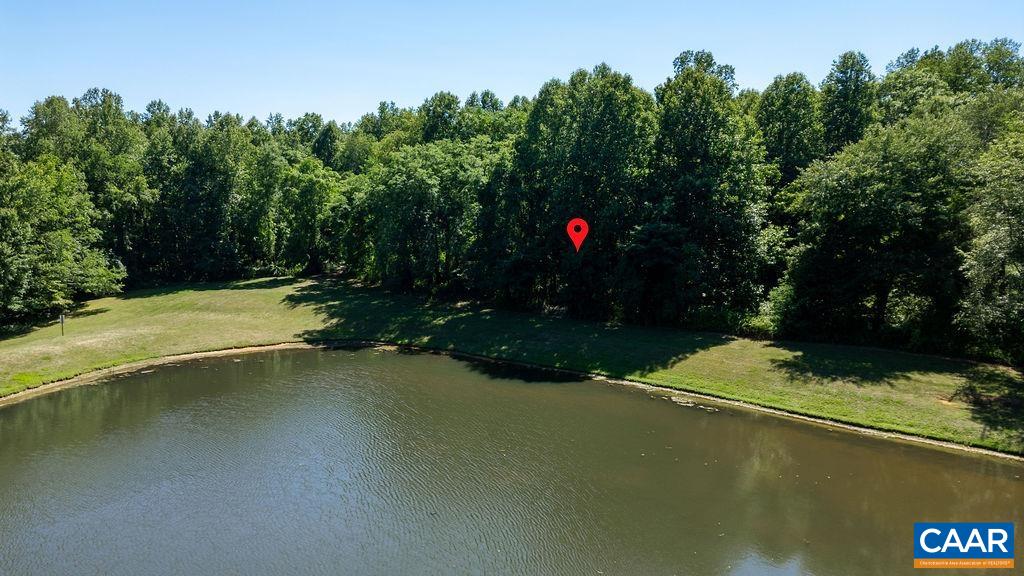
[914, 523, 1014, 569]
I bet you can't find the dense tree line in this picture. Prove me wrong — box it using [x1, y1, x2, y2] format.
[2, 38, 1023, 365]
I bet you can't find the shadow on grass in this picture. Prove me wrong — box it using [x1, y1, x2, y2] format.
[952, 365, 1024, 445]
[69, 307, 110, 319]
[767, 338, 988, 387]
[120, 277, 301, 299]
[0, 301, 108, 339]
[770, 339, 1024, 444]
[283, 277, 730, 379]
[0, 323, 35, 339]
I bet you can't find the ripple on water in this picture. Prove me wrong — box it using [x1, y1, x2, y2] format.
[0, 348, 1021, 576]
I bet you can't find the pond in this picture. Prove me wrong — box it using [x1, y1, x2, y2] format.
[0, 348, 1020, 575]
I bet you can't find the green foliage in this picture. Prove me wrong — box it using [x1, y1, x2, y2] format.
[959, 118, 1024, 363]
[312, 121, 345, 170]
[367, 138, 501, 293]
[0, 155, 124, 320]
[420, 91, 461, 142]
[176, 112, 257, 278]
[820, 51, 877, 153]
[733, 89, 760, 119]
[877, 67, 952, 125]
[21, 90, 155, 275]
[648, 51, 770, 320]
[614, 222, 700, 325]
[285, 113, 325, 149]
[756, 72, 824, 185]
[231, 142, 288, 273]
[4, 38, 1024, 368]
[281, 156, 346, 274]
[507, 64, 656, 318]
[457, 91, 528, 141]
[896, 39, 1024, 93]
[782, 113, 980, 349]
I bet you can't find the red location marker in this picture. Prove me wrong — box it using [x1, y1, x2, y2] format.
[566, 218, 589, 252]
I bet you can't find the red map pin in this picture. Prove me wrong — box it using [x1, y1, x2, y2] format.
[566, 218, 589, 252]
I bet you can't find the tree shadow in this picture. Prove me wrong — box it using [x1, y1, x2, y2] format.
[767, 340, 966, 387]
[69, 307, 110, 319]
[952, 365, 1024, 445]
[770, 339, 1024, 444]
[450, 353, 590, 383]
[299, 338, 585, 382]
[119, 276, 301, 299]
[0, 302, 110, 338]
[283, 278, 731, 379]
[0, 323, 35, 339]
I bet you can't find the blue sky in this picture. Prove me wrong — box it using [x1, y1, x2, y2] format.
[4, 0, 1022, 124]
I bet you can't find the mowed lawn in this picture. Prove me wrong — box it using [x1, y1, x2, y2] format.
[1, 276, 1022, 454]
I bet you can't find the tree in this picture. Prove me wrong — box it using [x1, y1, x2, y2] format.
[0, 109, 16, 170]
[21, 90, 155, 277]
[285, 113, 324, 149]
[900, 39, 1023, 95]
[959, 118, 1024, 363]
[643, 51, 770, 324]
[281, 156, 346, 274]
[356, 101, 405, 139]
[312, 121, 344, 171]
[0, 155, 124, 322]
[756, 72, 824, 185]
[336, 131, 375, 174]
[510, 63, 656, 318]
[3, 41, 1023, 363]
[20, 96, 84, 161]
[780, 113, 979, 348]
[70, 89, 155, 276]
[173, 112, 257, 278]
[457, 90, 526, 142]
[983, 38, 1024, 88]
[820, 51, 876, 153]
[877, 67, 952, 125]
[420, 91, 461, 142]
[367, 138, 500, 293]
[231, 142, 289, 273]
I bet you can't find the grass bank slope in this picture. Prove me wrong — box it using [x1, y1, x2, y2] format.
[1, 277, 1021, 453]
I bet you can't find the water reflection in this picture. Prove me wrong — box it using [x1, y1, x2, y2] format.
[0, 349, 1020, 575]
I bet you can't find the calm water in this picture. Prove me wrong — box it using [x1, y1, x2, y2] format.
[0, 349, 1020, 575]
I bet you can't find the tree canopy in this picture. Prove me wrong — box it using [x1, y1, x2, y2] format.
[2, 37, 1023, 366]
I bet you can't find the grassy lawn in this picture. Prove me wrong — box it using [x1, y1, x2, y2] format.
[1, 276, 1022, 454]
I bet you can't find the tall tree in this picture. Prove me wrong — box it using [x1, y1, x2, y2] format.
[367, 138, 500, 293]
[959, 119, 1024, 364]
[510, 63, 656, 318]
[420, 91, 461, 142]
[70, 89, 155, 275]
[312, 120, 344, 170]
[281, 156, 346, 274]
[21, 90, 154, 276]
[636, 51, 769, 324]
[0, 155, 124, 321]
[781, 113, 979, 347]
[820, 51, 877, 153]
[756, 72, 824, 185]
[175, 112, 256, 278]
[877, 67, 952, 125]
[231, 142, 288, 272]
[285, 113, 324, 149]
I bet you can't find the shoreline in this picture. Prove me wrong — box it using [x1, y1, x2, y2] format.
[2, 339, 1022, 463]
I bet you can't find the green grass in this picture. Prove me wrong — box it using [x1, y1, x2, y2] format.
[1, 276, 1022, 454]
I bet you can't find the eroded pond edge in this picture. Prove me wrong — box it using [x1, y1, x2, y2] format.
[2, 340, 1021, 463]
